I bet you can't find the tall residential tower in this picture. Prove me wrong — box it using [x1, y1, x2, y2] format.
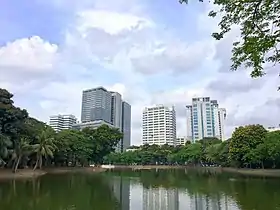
[80, 87, 131, 152]
[186, 97, 226, 142]
[142, 105, 176, 145]
[81, 87, 112, 123]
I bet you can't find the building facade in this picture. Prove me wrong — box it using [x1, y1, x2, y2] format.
[121, 101, 131, 151]
[186, 97, 226, 142]
[81, 87, 112, 123]
[142, 105, 176, 145]
[79, 87, 131, 152]
[111, 92, 123, 129]
[72, 120, 114, 130]
[49, 114, 77, 132]
[176, 137, 189, 146]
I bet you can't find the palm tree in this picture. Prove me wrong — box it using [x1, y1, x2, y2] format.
[33, 128, 56, 170]
[13, 137, 32, 173]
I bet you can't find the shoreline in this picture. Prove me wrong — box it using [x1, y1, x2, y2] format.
[221, 167, 280, 178]
[1, 165, 280, 180]
[0, 167, 107, 180]
[112, 165, 280, 178]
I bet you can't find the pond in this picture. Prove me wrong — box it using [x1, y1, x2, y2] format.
[0, 169, 280, 210]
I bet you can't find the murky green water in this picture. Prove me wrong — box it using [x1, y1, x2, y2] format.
[0, 169, 280, 210]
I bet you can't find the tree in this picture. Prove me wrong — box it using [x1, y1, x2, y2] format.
[33, 128, 57, 170]
[229, 124, 267, 167]
[0, 133, 12, 166]
[83, 125, 123, 164]
[13, 137, 32, 173]
[264, 131, 280, 168]
[0, 88, 28, 137]
[180, 0, 280, 81]
[184, 143, 203, 165]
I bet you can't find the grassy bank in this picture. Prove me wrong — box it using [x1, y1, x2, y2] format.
[0, 167, 107, 180]
[113, 165, 280, 177]
[221, 168, 280, 178]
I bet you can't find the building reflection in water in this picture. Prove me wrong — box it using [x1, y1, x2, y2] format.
[111, 176, 130, 210]
[110, 177, 239, 210]
[186, 193, 238, 210]
[143, 187, 179, 210]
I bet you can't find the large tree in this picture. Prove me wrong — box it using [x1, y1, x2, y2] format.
[82, 125, 123, 164]
[0, 88, 29, 172]
[0, 88, 28, 137]
[229, 124, 267, 167]
[180, 0, 280, 79]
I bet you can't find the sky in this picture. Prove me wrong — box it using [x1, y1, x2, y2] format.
[1, 0, 280, 145]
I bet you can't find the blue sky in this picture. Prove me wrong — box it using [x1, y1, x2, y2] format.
[0, 0, 278, 145]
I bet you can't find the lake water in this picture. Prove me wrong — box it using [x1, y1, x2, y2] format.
[0, 169, 280, 210]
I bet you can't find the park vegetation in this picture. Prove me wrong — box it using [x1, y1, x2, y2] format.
[0, 88, 123, 173]
[180, 0, 280, 82]
[105, 124, 280, 169]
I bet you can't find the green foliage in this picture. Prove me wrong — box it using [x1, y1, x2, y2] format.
[0, 88, 123, 172]
[106, 126, 280, 169]
[229, 124, 267, 167]
[180, 0, 280, 81]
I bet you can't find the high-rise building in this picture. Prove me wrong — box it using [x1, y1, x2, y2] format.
[142, 105, 176, 145]
[81, 87, 112, 123]
[49, 114, 77, 132]
[186, 97, 226, 142]
[121, 101, 131, 151]
[111, 92, 123, 129]
[79, 87, 131, 152]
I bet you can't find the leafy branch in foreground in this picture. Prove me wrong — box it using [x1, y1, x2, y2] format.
[180, 0, 280, 79]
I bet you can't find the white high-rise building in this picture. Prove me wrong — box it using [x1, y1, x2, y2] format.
[218, 108, 226, 140]
[142, 105, 176, 145]
[49, 114, 77, 132]
[186, 97, 226, 142]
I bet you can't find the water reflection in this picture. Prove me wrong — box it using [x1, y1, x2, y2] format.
[1, 169, 280, 210]
[110, 176, 130, 210]
[108, 171, 239, 210]
[107, 169, 280, 210]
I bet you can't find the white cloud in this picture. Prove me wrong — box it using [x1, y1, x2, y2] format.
[2, 0, 280, 146]
[77, 10, 154, 35]
[0, 36, 58, 75]
[0, 36, 59, 94]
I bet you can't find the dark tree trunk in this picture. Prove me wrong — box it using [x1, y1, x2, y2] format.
[13, 155, 21, 173]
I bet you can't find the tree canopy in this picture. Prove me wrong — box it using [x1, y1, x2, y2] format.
[0, 88, 123, 173]
[180, 0, 280, 79]
[105, 128, 280, 169]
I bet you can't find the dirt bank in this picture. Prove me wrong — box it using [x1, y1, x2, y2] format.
[45, 167, 107, 174]
[0, 169, 46, 180]
[0, 167, 107, 180]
